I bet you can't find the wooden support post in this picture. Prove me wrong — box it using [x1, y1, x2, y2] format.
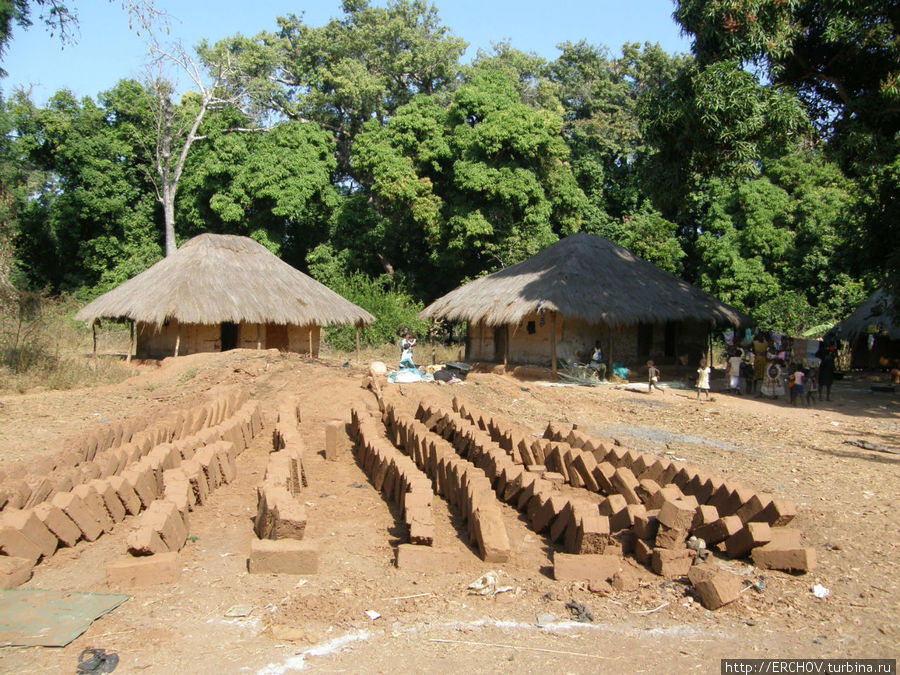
[309, 326, 313, 358]
[355, 323, 361, 364]
[430, 319, 436, 365]
[174, 329, 181, 357]
[550, 312, 557, 379]
[127, 320, 134, 363]
[92, 321, 98, 356]
[503, 325, 509, 368]
[608, 326, 614, 378]
[256, 324, 261, 350]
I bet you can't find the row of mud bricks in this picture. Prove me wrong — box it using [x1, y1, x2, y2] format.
[382, 390, 812, 611]
[247, 399, 319, 575]
[0, 390, 263, 589]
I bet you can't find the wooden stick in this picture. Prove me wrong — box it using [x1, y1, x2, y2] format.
[630, 601, 669, 614]
[127, 320, 134, 363]
[356, 323, 361, 364]
[549, 311, 557, 378]
[429, 638, 615, 660]
[380, 592, 432, 601]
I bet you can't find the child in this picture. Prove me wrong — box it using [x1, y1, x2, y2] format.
[696, 358, 711, 399]
[789, 363, 805, 406]
[647, 360, 661, 392]
[399, 328, 417, 369]
[805, 366, 818, 406]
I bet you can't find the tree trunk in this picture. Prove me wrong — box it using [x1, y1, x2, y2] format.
[163, 191, 177, 256]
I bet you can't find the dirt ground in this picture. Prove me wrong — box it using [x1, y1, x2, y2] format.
[0, 348, 897, 674]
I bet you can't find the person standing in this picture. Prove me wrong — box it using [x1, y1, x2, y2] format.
[727, 348, 744, 394]
[818, 347, 835, 401]
[696, 359, 711, 399]
[647, 360, 662, 392]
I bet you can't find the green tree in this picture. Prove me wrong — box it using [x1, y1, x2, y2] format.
[352, 70, 587, 297]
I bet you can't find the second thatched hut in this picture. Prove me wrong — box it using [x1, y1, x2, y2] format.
[419, 233, 745, 375]
[76, 233, 374, 359]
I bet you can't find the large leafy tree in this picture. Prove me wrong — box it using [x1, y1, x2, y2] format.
[211, 0, 466, 178]
[674, 0, 900, 296]
[352, 70, 586, 297]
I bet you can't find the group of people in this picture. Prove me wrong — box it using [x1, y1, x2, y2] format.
[703, 331, 836, 404]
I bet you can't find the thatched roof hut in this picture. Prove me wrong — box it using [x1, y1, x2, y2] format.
[419, 233, 746, 374]
[831, 289, 899, 368]
[76, 233, 374, 358]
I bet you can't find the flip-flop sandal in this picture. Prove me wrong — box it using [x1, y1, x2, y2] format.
[77, 648, 119, 673]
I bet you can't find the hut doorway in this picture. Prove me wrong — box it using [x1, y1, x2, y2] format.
[266, 323, 289, 351]
[493, 326, 507, 363]
[221, 322, 239, 351]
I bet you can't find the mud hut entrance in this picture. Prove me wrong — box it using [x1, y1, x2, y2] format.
[265, 323, 289, 351]
[221, 322, 238, 351]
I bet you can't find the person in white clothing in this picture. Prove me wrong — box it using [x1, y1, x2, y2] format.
[696, 359, 711, 399]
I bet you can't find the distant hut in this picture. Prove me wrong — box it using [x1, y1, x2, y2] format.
[76, 234, 374, 359]
[831, 289, 899, 369]
[419, 233, 746, 375]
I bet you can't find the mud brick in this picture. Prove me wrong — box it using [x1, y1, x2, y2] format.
[651, 547, 694, 577]
[750, 528, 813, 571]
[634, 538, 654, 564]
[2, 480, 30, 510]
[526, 488, 554, 526]
[52, 491, 103, 541]
[751, 499, 796, 527]
[212, 442, 237, 484]
[687, 562, 719, 586]
[507, 470, 535, 506]
[719, 485, 756, 518]
[498, 465, 524, 503]
[47, 469, 74, 496]
[725, 522, 772, 559]
[599, 494, 629, 531]
[553, 552, 623, 584]
[162, 472, 192, 517]
[33, 501, 81, 547]
[324, 420, 343, 461]
[395, 544, 461, 572]
[546, 445, 570, 482]
[530, 439, 547, 464]
[635, 479, 661, 505]
[103, 476, 136, 518]
[573, 513, 610, 554]
[610, 467, 641, 505]
[658, 498, 696, 532]
[549, 501, 575, 543]
[271, 495, 307, 541]
[194, 446, 224, 489]
[619, 449, 643, 471]
[2, 508, 57, 558]
[671, 465, 699, 491]
[636, 458, 667, 484]
[472, 506, 510, 562]
[107, 551, 180, 588]
[122, 464, 158, 509]
[0, 556, 33, 589]
[0, 524, 43, 563]
[541, 471, 566, 486]
[592, 461, 616, 495]
[691, 504, 720, 532]
[145, 500, 188, 552]
[78, 462, 102, 484]
[543, 421, 567, 442]
[633, 510, 660, 540]
[562, 450, 583, 488]
[569, 452, 599, 492]
[654, 523, 688, 550]
[694, 571, 743, 610]
[408, 519, 434, 546]
[735, 493, 772, 523]
[602, 445, 627, 467]
[403, 490, 433, 516]
[23, 476, 54, 509]
[72, 484, 114, 533]
[88, 478, 127, 523]
[630, 454, 655, 477]
[126, 526, 168, 555]
[249, 538, 319, 574]
[95, 452, 120, 479]
[517, 477, 550, 512]
[563, 429, 584, 449]
[692, 515, 742, 546]
[646, 484, 684, 510]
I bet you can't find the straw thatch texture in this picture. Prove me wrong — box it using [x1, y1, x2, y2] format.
[833, 289, 899, 340]
[75, 234, 374, 328]
[419, 233, 745, 326]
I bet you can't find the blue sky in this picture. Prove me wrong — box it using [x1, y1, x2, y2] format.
[3, 0, 691, 105]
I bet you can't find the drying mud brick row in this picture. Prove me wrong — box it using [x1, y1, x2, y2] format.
[248, 397, 319, 576]
[350, 408, 435, 547]
[371, 400, 511, 563]
[107, 551, 181, 589]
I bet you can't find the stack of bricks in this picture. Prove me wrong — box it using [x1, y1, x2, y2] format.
[369, 399, 511, 564]
[0, 390, 262, 590]
[350, 408, 435, 546]
[248, 398, 318, 576]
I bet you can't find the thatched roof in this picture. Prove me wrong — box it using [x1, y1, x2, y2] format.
[833, 289, 899, 341]
[75, 234, 374, 328]
[419, 233, 746, 327]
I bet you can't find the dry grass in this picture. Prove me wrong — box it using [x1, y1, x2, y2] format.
[0, 295, 134, 394]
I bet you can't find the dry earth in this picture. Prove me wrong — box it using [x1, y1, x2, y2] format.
[0, 349, 897, 674]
